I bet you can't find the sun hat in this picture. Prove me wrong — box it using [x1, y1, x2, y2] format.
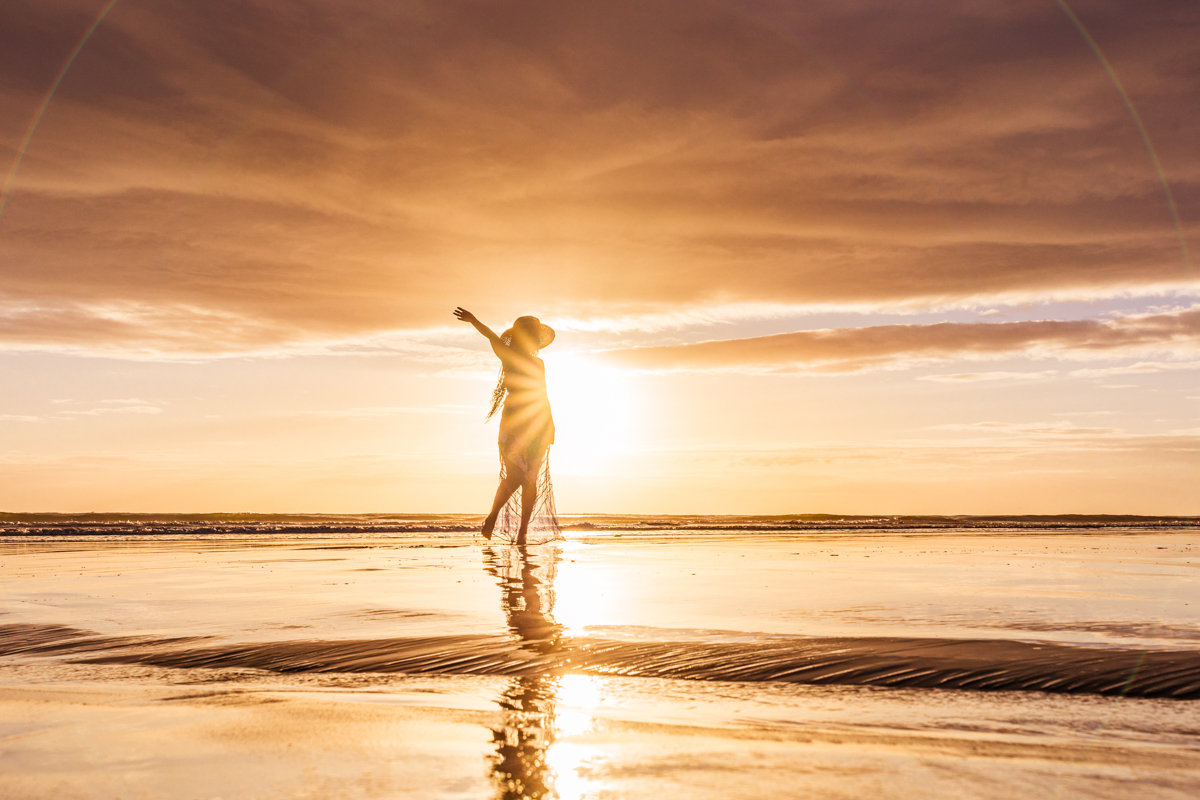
[501, 316, 555, 349]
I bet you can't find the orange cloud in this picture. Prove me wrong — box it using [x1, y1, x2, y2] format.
[0, 1, 1196, 354]
[601, 307, 1200, 373]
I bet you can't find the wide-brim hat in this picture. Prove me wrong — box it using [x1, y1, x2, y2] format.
[501, 315, 555, 349]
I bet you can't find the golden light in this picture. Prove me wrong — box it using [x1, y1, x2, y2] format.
[554, 674, 601, 736]
[542, 352, 640, 475]
[546, 543, 633, 636]
[546, 742, 592, 800]
[547, 674, 604, 800]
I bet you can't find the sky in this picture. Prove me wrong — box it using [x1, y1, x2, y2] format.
[0, 0, 1197, 514]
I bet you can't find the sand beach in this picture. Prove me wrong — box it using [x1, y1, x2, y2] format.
[1, 517, 1198, 799]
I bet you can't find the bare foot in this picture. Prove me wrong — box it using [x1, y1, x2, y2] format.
[481, 513, 497, 540]
[516, 529, 527, 546]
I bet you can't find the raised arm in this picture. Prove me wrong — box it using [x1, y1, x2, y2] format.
[453, 307, 503, 351]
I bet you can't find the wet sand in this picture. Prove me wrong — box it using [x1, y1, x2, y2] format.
[7, 623, 1200, 698]
[2, 527, 1198, 798]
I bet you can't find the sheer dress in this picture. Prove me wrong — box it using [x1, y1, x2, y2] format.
[491, 346, 562, 543]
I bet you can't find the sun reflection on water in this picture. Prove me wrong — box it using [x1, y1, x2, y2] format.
[547, 674, 603, 798]
[483, 545, 605, 799]
[548, 544, 628, 637]
[544, 742, 592, 800]
[554, 674, 600, 737]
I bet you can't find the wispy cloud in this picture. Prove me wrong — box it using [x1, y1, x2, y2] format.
[306, 406, 467, 421]
[620, 424, 1200, 473]
[1069, 361, 1200, 378]
[601, 307, 1200, 374]
[918, 370, 1059, 383]
[62, 405, 162, 416]
[99, 398, 155, 405]
[932, 421, 1120, 437]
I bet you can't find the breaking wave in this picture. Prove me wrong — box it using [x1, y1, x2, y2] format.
[1, 512, 1196, 537]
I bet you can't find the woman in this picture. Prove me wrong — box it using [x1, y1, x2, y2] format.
[454, 307, 561, 544]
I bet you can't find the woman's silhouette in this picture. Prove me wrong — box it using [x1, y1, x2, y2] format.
[455, 308, 562, 544]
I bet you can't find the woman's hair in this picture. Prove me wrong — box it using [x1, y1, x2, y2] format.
[485, 317, 554, 421]
[486, 369, 508, 422]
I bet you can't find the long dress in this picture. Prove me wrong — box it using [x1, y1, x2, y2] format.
[492, 347, 562, 544]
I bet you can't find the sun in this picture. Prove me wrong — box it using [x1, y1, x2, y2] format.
[542, 351, 639, 475]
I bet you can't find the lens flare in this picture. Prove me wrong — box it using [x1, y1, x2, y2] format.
[543, 352, 641, 475]
[0, 0, 121, 225]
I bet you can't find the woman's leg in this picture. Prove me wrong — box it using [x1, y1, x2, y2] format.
[482, 458, 523, 539]
[516, 474, 537, 545]
[516, 452, 546, 545]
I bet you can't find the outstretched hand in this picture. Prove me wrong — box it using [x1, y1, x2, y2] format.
[455, 307, 501, 346]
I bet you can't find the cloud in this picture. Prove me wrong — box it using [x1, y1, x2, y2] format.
[62, 405, 162, 416]
[306, 405, 466, 420]
[0, 296, 501, 360]
[918, 370, 1059, 382]
[932, 421, 1120, 437]
[601, 307, 1200, 373]
[0, 0, 1196, 355]
[1069, 360, 1200, 377]
[625, 423, 1200, 473]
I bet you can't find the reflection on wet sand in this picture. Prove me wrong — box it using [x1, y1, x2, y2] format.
[483, 545, 565, 799]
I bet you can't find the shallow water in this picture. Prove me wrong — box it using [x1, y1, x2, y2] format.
[1, 526, 1198, 798]
[3, 528, 1198, 649]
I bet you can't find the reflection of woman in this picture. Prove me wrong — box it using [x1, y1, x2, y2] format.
[455, 308, 562, 544]
[484, 545, 563, 649]
[483, 545, 563, 799]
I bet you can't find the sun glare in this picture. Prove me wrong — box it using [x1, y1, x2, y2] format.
[546, 675, 604, 799]
[543, 352, 640, 475]
[548, 544, 630, 636]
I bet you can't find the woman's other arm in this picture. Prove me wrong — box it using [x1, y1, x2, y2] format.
[453, 307, 505, 354]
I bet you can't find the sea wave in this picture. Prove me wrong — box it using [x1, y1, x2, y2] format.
[1, 512, 1196, 537]
[4, 623, 1197, 700]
